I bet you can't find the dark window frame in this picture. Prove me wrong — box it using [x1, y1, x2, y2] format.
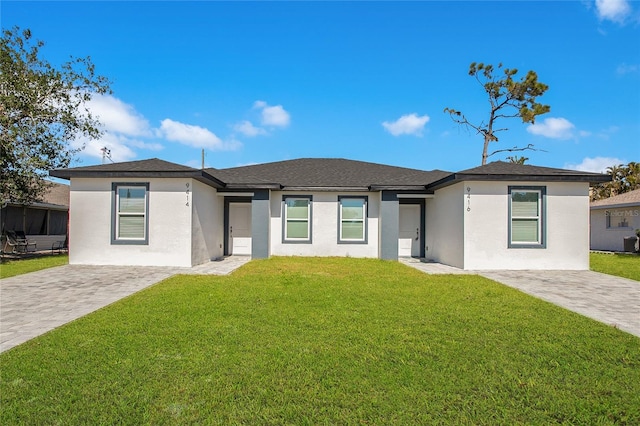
[508, 186, 546, 249]
[111, 182, 149, 245]
[337, 196, 368, 244]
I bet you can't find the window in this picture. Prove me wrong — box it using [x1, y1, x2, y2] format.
[509, 186, 545, 248]
[606, 210, 630, 228]
[283, 196, 311, 242]
[339, 196, 367, 243]
[112, 183, 148, 244]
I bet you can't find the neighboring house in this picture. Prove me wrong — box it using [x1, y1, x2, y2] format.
[590, 188, 640, 252]
[49, 158, 609, 270]
[1, 182, 69, 251]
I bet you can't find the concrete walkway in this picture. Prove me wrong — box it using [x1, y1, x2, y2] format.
[399, 259, 640, 338]
[0, 256, 251, 353]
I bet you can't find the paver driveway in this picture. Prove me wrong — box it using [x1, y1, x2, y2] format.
[401, 259, 640, 338]
[479, 270, 640, 338]
[0, 257, 250, 353]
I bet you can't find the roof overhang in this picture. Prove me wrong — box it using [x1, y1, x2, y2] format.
[369, 185, 430, 192]
[49, 169, 226, 189]
[3, 201, 68, 210]
[590, 202, 640, 210]
[223, 183, 282, 190]
[427, 173, 612, 191]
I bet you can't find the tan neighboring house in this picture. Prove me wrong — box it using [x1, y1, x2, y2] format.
[590, 188, 640, 252]
[1, 182, 69, 252]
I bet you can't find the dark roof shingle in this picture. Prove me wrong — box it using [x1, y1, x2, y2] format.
[50, 158, 225, 188]
[50, 158, 610, 191]
[209, 158, 450, 189]
[428, 161, 611, 189]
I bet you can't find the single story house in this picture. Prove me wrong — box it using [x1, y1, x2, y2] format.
[49, 158, 609, 270]
[590, 188, 640, 252]
[1, 182, 69, 252]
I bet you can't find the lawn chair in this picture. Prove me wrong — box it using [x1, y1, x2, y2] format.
[5, 230, 29, 253]
[52, 235, 68, 254]
[14, 230, 37, 252]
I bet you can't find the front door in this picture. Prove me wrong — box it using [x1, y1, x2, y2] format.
[399, 204, 421, 257]
[228, 203, 252, 255]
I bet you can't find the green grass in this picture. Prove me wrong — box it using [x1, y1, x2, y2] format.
[1, 257, 639, 424]
[591, 252, 640, 281]
[0, 254, 68, 279]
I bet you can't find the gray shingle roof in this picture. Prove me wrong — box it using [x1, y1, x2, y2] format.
[50, 158, 611, 191]
[428, 161, 611, 190]
[51, 158, 197, 174]
[209, 158, 451, 189]
[591, 188, 640, 208]
[457, 161, 609, 177]
[50, 158, 225, 188]
[41, 182, 70, 207]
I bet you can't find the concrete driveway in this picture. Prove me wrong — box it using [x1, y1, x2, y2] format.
[0, 257, 250, 353]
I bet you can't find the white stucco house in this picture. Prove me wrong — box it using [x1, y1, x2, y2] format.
[590, 188, 640, 252]
[49, 158, 609, 270]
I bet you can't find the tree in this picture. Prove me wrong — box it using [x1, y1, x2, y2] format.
[1, 27, 111, 204]
[444, 62, 550, 165]
[506, 155, 528, 164]
[591, 162, 640, 201]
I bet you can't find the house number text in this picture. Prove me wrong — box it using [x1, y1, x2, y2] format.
[186, 182, 190, 206]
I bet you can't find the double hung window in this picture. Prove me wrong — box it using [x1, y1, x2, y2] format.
[283, 196, 311, 242]
[509, 186, 545, 248]
[113, 183, 148, 244]
[338, 196, 367, 243]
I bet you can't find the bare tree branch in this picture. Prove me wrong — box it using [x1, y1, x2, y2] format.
[488, 143, 546, 158]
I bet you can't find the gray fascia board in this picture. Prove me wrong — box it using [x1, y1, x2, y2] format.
[590, 202, 640, 210]
[49, 170, 225, 188]
[224, 183, 282, 190]
[282, 186, 369, 192]
[369, 185, 429, 191]
[428, 173, 611, 191]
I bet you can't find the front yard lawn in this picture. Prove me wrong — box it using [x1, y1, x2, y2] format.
[591, 252, 640, 281]
[1, 257, 639, 424]
[0, 254, 68, 279]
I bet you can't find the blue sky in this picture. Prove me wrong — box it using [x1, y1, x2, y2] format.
[3, 1, 639, 173]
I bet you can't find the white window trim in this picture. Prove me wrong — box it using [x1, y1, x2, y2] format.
[112, 182, 149, 245]
[282, 196, 312, 243]
[605, 209, 632, 229]
[338, 196, 367, 244]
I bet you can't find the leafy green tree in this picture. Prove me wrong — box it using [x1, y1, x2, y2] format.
[1, 27, 111, 204]
[444, 62, 550, 165]
[591, 162, 640, 201]
[506, 155, 528, 164]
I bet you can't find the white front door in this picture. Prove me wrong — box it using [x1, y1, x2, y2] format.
[399, 204, 421, 257]
[229, 203, 252, 255]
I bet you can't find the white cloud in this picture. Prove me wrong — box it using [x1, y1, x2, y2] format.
[70, 134, 138, 163]
[382, 113, 430, 136]
[125, 139, 164, 151]
[253, 100, 291, 127]
[616, 63, 640, 75]
[595, 0, 632, 24]
[87, 94, 152, 137]
[526, 117, 575, 139]
[160, 119, 223, 149]
[564, 156, 626, 173]
[234, 120, 267, 137]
